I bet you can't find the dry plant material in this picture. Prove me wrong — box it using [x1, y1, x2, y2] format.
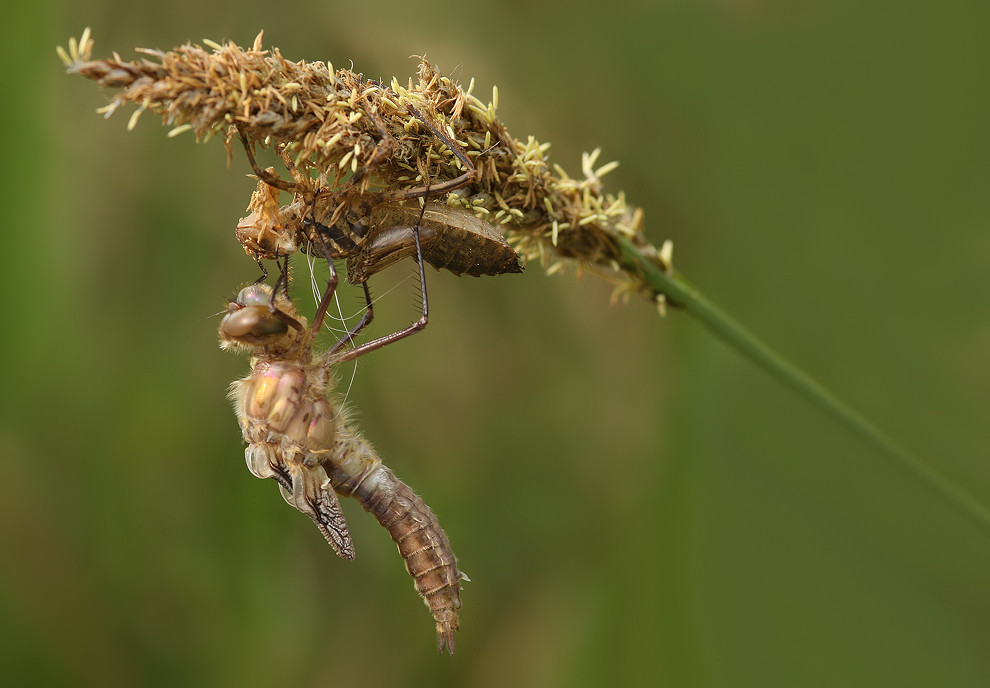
[59, 29, 673, 306]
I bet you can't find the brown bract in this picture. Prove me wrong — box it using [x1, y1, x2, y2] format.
[60, 28, 673, 305]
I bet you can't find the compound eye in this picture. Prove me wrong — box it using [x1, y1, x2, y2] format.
[235, 284, 276, 307]
[220, 305, 289, 344]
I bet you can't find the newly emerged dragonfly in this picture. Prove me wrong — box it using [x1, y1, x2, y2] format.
[220, 282, 466, 653]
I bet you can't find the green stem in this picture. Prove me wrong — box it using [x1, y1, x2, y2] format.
[616, 236, 990, 536]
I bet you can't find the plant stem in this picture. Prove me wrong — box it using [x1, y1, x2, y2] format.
[616, 236, 990, 536]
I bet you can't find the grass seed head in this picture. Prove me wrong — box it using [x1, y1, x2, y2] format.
[61, 29, 674, 304]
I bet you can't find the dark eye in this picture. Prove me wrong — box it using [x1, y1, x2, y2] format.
[220, 305, 289, 344]
[235, 284, 276, 307]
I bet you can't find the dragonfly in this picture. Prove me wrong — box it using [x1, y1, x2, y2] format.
[219, 281, 467, 653]
[232, 102, 522, 349]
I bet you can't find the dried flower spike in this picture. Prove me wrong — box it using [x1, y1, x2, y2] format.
[61, 29, 673, 306]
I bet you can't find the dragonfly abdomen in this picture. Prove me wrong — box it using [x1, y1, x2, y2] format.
[326, 427, 465, 654]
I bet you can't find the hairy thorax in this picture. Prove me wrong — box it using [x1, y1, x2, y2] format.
[234, 358, 337, 464]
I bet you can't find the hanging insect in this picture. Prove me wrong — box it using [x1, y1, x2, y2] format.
[219, 282, 466, 653]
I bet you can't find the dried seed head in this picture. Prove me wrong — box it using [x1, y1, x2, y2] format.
[61, 29, 674, 305]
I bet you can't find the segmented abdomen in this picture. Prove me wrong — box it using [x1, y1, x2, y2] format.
[324, 424, 465, 654]
[422, 227, 522, 277]
[417, 204, 523, 277]
[346, 202, 523, 282]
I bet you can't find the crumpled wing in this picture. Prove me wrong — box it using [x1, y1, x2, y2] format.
[245, 443, 355, 561]
[278, 466, 354, 561]
[277, 463, 356, 561]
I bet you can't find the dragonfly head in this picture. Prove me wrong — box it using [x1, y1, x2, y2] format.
[219, 284, 306, 352]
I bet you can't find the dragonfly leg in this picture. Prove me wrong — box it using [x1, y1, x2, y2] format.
[255, 260, 307, 337]
[237, 127, 301, 193]
[325, 194, 431, 364]
[327, 282, 376, 356]
[270, 254, 291, 300]
[307, 221, 341, 335]
[250, 257, 269, 285]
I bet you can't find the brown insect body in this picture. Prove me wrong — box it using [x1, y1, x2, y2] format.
[344, 201, 524, 284]
[220, 284, 465, 653]
[235, 176, 522, 285]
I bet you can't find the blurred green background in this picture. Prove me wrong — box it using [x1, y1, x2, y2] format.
[5, 1, 990, 685]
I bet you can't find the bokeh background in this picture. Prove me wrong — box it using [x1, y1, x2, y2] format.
[5, 1, 990, 685]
